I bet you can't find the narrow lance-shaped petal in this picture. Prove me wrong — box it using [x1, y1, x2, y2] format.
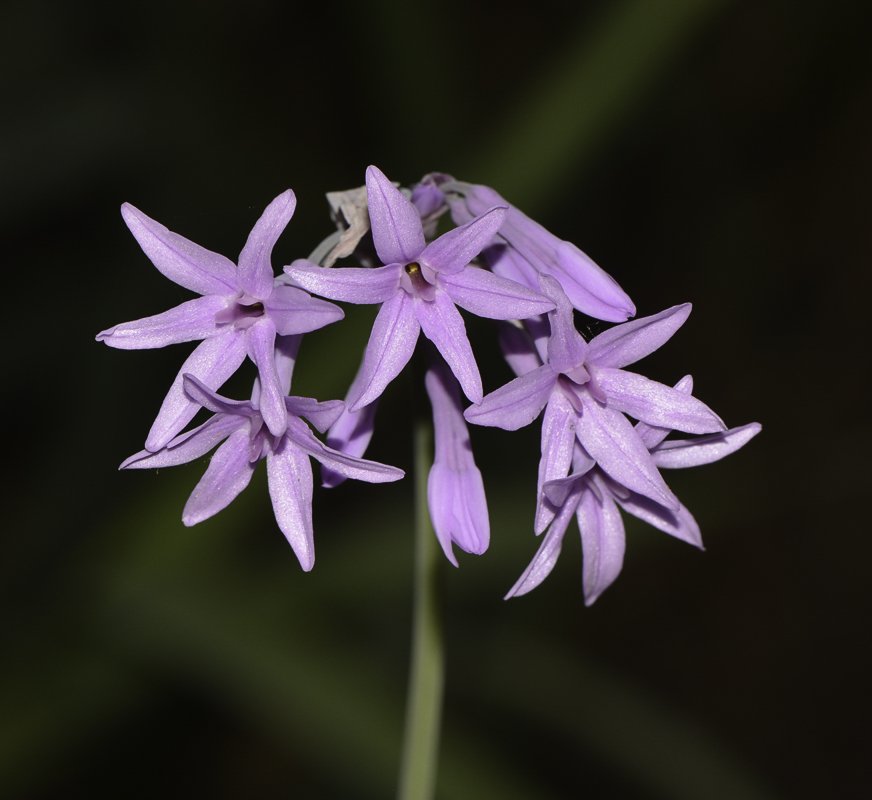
[415, 291, 482, 405]
[366, 165, 426, 264]
[350, 290, 421, 411]
[183, 427, 258, 525]
[146, 331, 247, 451]
[238, 189, 296, 300]
[120, 203, 238, 295]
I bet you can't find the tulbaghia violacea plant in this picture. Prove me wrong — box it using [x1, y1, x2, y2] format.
[98, 165, 760, 800]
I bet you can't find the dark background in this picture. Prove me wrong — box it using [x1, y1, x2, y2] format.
[2, 0, 870, 797]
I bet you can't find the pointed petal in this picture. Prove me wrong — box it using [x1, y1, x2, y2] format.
[535, 392, 579, 533]
[237, 190, 295, 299]
[464, 365, 555, 431]
[440, 266, 555, 320]
[366, 166, 425, 264]
[539, 275, 590, 374]
[264, 284, 344, 335]
[252, 334, 302, 405]
[415, 291, 482, 404]
[322, 356, 380, 488]
[651, 422, 762, 469]
[635, 375, 694, 448]
[578, 489, 626, 605]
[284, 260, 401, 304]
[426, 356, 489, 562]
[420, 205, 506, 275]
[96, 295, 229, 350]
[182, 428, 257, 525]
[284, 397, 345, 433]
[121, 413, 247, 470]
[266, 438, 316, 571]
[589, 304, 691, 369]
[595, 368, 726, 434]
[183, 373, 256, 417]
[615, 487, 703, 548]
[245, 320, 287, 437]
[121, 203, 238, 295]
[350, 291, 420, 411]
[285, 417, 404, 483]
[577, 393, 679, 510]
[145, 332, 247, 451]
[505, 488, 580, 599]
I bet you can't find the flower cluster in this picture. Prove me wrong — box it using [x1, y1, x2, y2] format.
[98, 166, 759, 600]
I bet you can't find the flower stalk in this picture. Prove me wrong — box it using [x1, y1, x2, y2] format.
[397, 416, 445, 800]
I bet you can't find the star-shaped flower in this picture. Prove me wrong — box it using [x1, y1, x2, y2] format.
[284, 166, 556, 411]
[465, 276, 726, 533]
[97, 191, 344, 450]
[506, 376, 761, 604]
[121, 375, 404, 571]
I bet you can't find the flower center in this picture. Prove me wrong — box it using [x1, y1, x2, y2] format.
[403, 262, 436, 300]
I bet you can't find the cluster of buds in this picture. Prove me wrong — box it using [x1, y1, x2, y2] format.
[98, 166, 759, 604]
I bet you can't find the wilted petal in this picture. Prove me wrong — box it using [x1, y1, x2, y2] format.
[285, 417, 404, 483]
[426, 356, 489, 563]
[595, 368, 725, 434]
[182, 428, 257, 525]
[505, 489, 580, 598]
[588, 304, 691, 369]
[284, 260, 401, 304]
[577, 393, 679, 510]
[265, 284, 344, 335]
[440, 266, 555, 320]
[121, 203, 238, 296]
[415, 291, 482, 405]
[284, 397, 345, 433]
[146, 331, 247, 451]
[350, 291, 420, 410]
[266, 437, 316, 571]
[651, 422, 762, 469]
[245, 320, 287, 438]
[535, 392, 578, 533]
[96, 295, 230, 350]
[464, 365, 556, 431]
[578, 488, 626, 605]
[366, 166, 426, 265]
[237, 190, 296, 300]
[420, 206, 507, 275]
[121, 413, 247, 470]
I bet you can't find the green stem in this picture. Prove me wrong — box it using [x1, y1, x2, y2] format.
[397, 418, 445, 800]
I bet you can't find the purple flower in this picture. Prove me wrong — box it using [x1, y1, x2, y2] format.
[425, 352, 489, 565]
[284, 166, 556, 411]
[465, 276, 725, 533]
[97, 191, 344, 451]
[436, 177, 635, 322]
[121, 375, 404, 571]
[506, 376, 761, 604]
